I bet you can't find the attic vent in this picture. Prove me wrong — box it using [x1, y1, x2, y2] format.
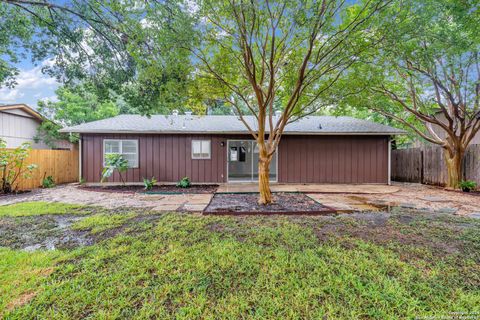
[172, 109, 179, 116]
[318, 123, 322, 129]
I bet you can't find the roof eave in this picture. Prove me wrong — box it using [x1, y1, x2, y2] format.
[59, 129, 406, 135]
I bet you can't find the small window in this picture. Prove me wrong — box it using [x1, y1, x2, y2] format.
[103, 139, 139, 168]
[192, 140, 211, 159]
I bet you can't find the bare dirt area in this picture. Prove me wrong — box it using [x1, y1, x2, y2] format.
[80, 184, 218, 194]
[314, 209, 480, 268]
[204, 192, 335, 214]
[0, 214, 92, 251]
[0, 208, 165, 251]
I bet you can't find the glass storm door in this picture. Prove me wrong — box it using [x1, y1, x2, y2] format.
[227, 140, 277, 182]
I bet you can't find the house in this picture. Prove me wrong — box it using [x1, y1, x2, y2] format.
[60, 114, 404, 184]
[413, 111, 480, 147]
[0, 104, 73, 150]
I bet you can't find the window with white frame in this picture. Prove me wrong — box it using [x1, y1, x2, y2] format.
[103, 139, 139, 168]
[192, 140, 211, 159]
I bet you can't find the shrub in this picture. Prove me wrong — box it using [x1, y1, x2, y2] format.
[101, 154, 129, 185]
[0, 139, 37, 193]
[42, 175, 55, 188]
[177, 177, 191, 188]
[143, 177, 157, 191]
[459, 180, 477, 192]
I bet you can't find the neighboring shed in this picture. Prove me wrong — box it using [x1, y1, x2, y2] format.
[0, 104, 73, 150]
[61, 114, 404, 184]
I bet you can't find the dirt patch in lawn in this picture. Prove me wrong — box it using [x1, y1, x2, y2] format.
[0, 214, 93, 251]
[204, 192, 336, 215]
[0, 208, 164, 251]
[309, 210, 480, 262]
[80, 184, 219, 194]
[91, 213, 165, 243]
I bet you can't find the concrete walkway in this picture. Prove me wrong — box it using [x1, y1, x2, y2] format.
[217, 183, 400, 194]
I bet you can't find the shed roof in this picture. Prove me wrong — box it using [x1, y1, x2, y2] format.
[60, 115, 405, 135]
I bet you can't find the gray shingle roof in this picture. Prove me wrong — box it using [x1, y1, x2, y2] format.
[60, 115, 405, 135]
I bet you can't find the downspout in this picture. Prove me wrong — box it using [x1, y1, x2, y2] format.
[78, 135, 82, 182]
[388, 136, 392, 185]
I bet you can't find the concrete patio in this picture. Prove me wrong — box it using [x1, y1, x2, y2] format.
[217, 183, 400, 194]
[1, 182, 478, 215]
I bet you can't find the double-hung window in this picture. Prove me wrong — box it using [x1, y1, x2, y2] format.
[103, 139, 139, 168]
[192, 140, 211, 159]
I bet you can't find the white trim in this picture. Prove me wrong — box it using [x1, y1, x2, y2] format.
[191, 139, 211, 159]
[103, 139, 139, 168]
[388, 137, 392, 185]
[226, 139, 278, 183]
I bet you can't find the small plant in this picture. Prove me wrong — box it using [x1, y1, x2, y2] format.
[459, 180, 477, 192]
[42, 175, 56, 188]
[101, 154, 129, 185]
[143, 177, 157, 191]
[79, 177, 86, 185]
[177, 176, 191, 188]
[0, 138, 38, 193]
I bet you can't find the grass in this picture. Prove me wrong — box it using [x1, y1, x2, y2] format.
[0, 248, 60, 313]
[1, 202, 479, 319]
[71, 213, 137, 234]
[0, 202, 83, 217]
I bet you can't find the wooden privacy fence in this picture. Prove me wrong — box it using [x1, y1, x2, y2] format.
[12, 149, 79, 190]
[392, 144, 480, 186]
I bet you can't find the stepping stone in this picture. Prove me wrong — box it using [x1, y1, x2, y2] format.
[437, 207, 458, 214]
[421, 196, 448, 202]
[184, 204, 208, 212]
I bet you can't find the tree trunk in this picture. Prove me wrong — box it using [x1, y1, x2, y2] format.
[258, 153, 273, 205]
[444, 147, 464, 189]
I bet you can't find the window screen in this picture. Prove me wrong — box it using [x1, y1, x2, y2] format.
[192, 140, 211, 159]
[103, 139, 139, 168]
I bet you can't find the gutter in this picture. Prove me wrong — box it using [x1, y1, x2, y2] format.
[59, 129, 406, 136]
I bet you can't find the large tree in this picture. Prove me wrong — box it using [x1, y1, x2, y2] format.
[347, 0, 480, 189]
[193, 0, 389, 203]
[0, 0, 195, 112]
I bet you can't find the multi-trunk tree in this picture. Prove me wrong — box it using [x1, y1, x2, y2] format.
[349, 0, 480, 189]
[194, 0, 390, 204]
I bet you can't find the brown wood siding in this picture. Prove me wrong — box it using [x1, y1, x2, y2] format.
[81, 134, 237, 183]
[277, 135, 389, 183]
[81, 134, 389, 184]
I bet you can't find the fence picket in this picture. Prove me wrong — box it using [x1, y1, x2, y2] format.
[4, 149, 79, 190]
[392, 144, 480, 186]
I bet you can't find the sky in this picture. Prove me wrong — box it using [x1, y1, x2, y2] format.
[0, 58, 60, 110]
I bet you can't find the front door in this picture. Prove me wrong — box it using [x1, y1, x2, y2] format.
[227, 140, 277, 182]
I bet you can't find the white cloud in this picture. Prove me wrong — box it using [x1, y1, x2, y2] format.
[39, 95, 59, 103]
[0, 59, 60, 106]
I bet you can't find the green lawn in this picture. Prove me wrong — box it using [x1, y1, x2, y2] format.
[1, 202, 479, 319]
[0, 202, 83, 217]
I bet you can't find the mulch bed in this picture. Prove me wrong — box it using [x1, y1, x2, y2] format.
[204, 192, 336, 215]
[79, 184, 218, 194]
